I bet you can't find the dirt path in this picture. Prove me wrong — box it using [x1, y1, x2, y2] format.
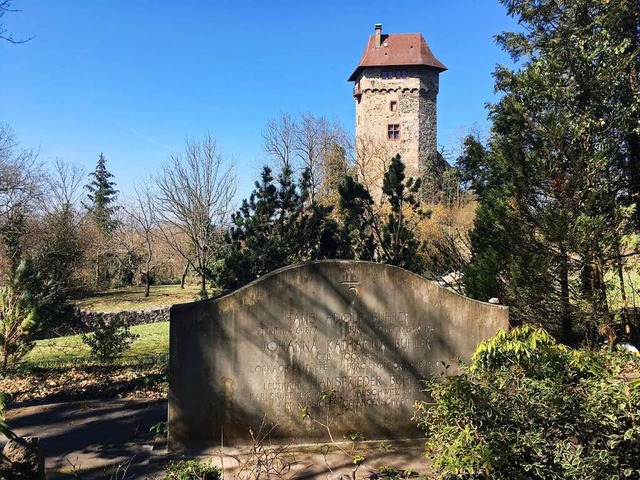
[6, 399, 166, 479]
[5, 399, 431, 479]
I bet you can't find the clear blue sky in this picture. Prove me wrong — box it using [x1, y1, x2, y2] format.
[1, 1, 518, 200]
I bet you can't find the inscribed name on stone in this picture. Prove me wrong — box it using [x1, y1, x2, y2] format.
[168, 260, 508, 449]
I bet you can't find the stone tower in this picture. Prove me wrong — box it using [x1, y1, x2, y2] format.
[349, 24, 447, 187]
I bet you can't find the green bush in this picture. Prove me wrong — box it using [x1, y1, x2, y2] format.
[0, 258, 72, 370]
[0, 393, 16, 441]
[415, 325, 640, 479]
[164, 460, 221, 480]
[81, 316, 139, 363]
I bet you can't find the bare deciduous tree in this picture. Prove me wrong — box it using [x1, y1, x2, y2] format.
[31, 158, 87, 289]
[0, 124, 42, 222]
[261, 112, 352, 204]
[120, 181, 168, 297]
[46, 158, 85, 214]
[353, 134, 393, 202]
[155, 134, 236, 298]
[261, 112, 296, 171]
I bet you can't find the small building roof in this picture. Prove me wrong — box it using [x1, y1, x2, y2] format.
[348, 30, 447, 82]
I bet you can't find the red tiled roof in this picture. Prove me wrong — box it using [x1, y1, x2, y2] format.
[348, 32, 447, 82]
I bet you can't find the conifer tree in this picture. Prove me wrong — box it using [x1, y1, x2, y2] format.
[462, 0, 640, 340]
[85, 153, 119, 234]
[0, 258, 71, 370]
[339, 155, 426, 273]
[84, 153, 119, 287]
[217, 166, 342, 290]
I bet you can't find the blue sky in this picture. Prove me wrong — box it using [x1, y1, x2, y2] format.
[1, 1, 518, 200]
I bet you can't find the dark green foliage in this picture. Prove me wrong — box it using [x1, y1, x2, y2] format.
[338, 175, 377, 261]
[416, 325, 640, 479]
[164, 460, 222, 480]
[0, 210, 26, 276]
[369, 466, 424, 479]
[84, 153, 119, 234]
[84, 153, 120, 288]
[0, 393, 16, 441]
[82, 316, 139, 363]
[35, 205, 84, 291]
[380, 156, 424, 271]
[339, 155, 426, 273]
[461, 0, 640, 338]
[216, 166, 344, 290]
[0, 258, 72, 370]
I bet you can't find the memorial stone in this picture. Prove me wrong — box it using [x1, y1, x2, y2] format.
[168, 260, 508, 449]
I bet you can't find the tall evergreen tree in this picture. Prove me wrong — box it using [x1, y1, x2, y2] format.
[84, 153, 119, 287]
[462, 0, 639, 340]
[84, 153, 119, 234]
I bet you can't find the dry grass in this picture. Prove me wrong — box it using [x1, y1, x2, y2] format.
[73, 284, 201, 312]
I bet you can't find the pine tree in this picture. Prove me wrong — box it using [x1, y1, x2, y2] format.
[84, 153, 119, 288]
[217, 166, 342, 290]
[0, 258, 71, 370]
[339, 155, 426, 272]
[85, 153, 119, 234]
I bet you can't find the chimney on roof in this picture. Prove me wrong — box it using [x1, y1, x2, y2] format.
[374, 23, 382, 47]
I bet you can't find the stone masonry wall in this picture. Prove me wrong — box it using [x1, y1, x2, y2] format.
[354, 66, 440, 183]
[53, 306, 170, 337]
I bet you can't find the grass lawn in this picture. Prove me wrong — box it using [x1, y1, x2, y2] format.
[1, 284, 205, 403]
[606, 267, 640, 312]
[24, 321, 169, 367]
[73, 284, 201, 312]
[0, 322, 171, 403]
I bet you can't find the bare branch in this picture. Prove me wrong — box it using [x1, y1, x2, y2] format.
[0, 0, 34, 44]
[155, 133, 237, 295]
[0, 124, 43, 221]
[45, 158, 85, 214]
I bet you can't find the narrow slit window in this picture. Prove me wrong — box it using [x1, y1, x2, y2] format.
[387, 124, 400, 140]
[390, 100, 398, 112]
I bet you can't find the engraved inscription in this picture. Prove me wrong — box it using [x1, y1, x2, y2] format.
[250, 301, 436, 410]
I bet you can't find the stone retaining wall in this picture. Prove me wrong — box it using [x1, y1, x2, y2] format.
[76, 306, 170, 330]
[51, 306, 171, 337]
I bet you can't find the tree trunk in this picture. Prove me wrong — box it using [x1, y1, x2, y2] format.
[592, 259, 610, 322]
[144, 273, 151, 298]
[616, 254, 628, 326]
[200, 272, 207, 299]
[559, 247, 571, 342]
[180, 261, 189, 289]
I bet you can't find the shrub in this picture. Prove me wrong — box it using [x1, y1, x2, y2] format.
[164, 460, 222, 480]
[415, 325, 640, 479]
[82, 316, 139, 363]
[0, 393, 16, 440]
[0, 258, 72, 370]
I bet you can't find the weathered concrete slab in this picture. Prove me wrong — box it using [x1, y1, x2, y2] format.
[168, 260, 508, 449]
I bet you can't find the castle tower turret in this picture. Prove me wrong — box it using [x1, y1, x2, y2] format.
[349, 24, 447, 187]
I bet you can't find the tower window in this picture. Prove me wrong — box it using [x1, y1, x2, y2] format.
[390, 100, 398, 112]
[381, 70, 408, 79]
[387, 124, 400, 140]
